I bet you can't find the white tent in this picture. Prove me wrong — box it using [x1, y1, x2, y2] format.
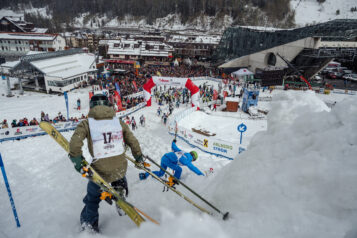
[231, 68, 254, 77]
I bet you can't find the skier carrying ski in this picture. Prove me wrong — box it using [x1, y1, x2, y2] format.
[69, 94, 144, 233]
[139, 140, 204, 186]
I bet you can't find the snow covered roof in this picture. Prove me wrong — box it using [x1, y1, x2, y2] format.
[30, 53, 96, 78]
[32, 28, 48, 33]
[107, 39, 173, 57]
[0, 32, 59, 41]
[225, 97, 240, 102]
[232, 68, 254, 76]
[1, 60, 19, 68]
[167, 35, 221, 44]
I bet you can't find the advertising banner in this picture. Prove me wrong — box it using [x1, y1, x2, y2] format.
[0, 121, 81, 142]
[168, 124, 238, 160]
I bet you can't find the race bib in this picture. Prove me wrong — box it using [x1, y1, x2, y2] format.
[88, 118, 125, 160]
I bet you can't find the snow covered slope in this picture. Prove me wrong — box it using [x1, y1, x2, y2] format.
[0, 80, 357, 237]
[291, 0, 357, 26]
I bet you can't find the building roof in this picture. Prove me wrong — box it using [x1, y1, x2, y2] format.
[0, 32, 59, 41]
[167, 34, 221, 44]
[214, 19, 357, 63]
[107, 39, 173, 57]
[31, 53, 96, 78]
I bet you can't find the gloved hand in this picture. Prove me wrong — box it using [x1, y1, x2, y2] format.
[69, 155, 85, 173]
[134, 155, 145, 169]
[172, 139, 177, 143]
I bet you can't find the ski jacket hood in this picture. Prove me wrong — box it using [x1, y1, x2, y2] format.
[88, 105, 115, 120]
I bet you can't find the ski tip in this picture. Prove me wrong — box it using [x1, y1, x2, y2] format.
[222, 212, 229, 221]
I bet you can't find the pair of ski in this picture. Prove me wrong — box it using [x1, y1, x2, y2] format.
[138, 155, 229, 220]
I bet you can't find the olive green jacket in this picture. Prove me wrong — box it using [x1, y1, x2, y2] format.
[69, 105, 142, 183]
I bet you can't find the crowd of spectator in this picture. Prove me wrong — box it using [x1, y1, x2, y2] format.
[1, 63, 224, 131]
[0, 112, 87, 129]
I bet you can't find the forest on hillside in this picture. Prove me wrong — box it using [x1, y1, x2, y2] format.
[2, 0, 295, 32]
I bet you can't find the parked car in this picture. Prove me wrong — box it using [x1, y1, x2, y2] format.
[328, 71, 344, 79]
[342, 74, 357, 82]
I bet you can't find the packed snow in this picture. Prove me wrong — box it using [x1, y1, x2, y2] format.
[291, 0, 357, 26]
[0, 76, 357, 238]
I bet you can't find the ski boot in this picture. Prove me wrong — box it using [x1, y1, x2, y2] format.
[111, 177, 128, 216]
[81, 221, 99, 234]
[139, 172, 149, 180]
[163, 176, 178, 192]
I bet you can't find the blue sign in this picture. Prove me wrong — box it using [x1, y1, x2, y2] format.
[2, 75, 5, 80]
[64, 92, 69, 121]
[239, 147, 246, 154]
[237, 123, 247, 133]
[237, 123, 247, 144]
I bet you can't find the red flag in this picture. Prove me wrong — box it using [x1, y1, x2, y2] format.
[132, 81, 138, 91]
[213, 90, 218, 100]
[223, 91, 228, 98]
[89, 92, 94, 99]
[114, 91, 123, 111]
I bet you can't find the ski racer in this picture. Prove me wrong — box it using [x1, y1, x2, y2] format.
[139, 140, 204, 186]
[69, 94, 144, 233]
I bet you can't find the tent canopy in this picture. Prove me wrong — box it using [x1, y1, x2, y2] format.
[232, 68, 254, 77]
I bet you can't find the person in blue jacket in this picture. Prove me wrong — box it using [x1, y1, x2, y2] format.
[139, 140, 204, 184]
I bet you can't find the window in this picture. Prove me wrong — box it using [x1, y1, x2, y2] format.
[124, 44, 130, 48]
[134, 44, 139, 48]
[159, 45, 164, 50]
[114, 43, 120, 47]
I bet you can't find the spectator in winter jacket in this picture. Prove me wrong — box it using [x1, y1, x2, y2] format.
[11, 120, 17, 127]
[1, 119, 8, 128]
[139, 140, 204, 185]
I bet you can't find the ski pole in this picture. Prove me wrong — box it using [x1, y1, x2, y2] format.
[0, 153, 21, 227]
[174, 121, 178, 141]
[143, 155, 229, 220]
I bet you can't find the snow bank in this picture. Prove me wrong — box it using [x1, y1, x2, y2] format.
[209, 91, 357, 237]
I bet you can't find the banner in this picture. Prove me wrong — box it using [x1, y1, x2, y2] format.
[64, 92, 69, 121]
[115, 82, 121, 96]
[168, 123, 238, 160]
[0, 104, 147, 142]
[0, 121, 81, 142]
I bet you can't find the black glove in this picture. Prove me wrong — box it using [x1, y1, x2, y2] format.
[172, 139, 177, 143]
[69, 155, 85, 173]
[134, 155, 144, 169]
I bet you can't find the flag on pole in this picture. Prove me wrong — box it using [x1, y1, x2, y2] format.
[115, 82, 121, 96]
[0, 153, 21, 227]
[114, 91, 123, 111]
[64, 92, 69, 121]
[132, 81, 138, 92]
